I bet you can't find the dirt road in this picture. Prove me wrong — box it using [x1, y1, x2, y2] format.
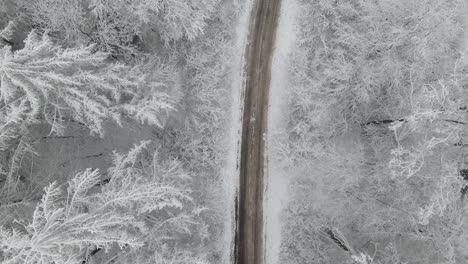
[235, 0, 281, 264]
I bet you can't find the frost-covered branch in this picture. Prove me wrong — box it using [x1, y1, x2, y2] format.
[0, 142, 205, 264]
[0, 30, 178, 137]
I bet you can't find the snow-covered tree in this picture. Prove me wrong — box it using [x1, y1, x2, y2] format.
[0, 141, 207, 264]
[18, 0, 90, 45]
[287, 0, 464, 135]
[127, 0, 220, 43]
[86, 0, 221, 53]
[17, 0, 220, 55]
[277, 0, 468, 263]
[0, 30, 178, 137]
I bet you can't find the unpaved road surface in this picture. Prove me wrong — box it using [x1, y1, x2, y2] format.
[235, 0, 281, 264]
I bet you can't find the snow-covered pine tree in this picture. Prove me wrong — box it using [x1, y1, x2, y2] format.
[0, 141, 207, 264]
[0, 30, 177, 137]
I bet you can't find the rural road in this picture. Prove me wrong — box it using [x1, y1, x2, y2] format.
[235, 0, 281, 264]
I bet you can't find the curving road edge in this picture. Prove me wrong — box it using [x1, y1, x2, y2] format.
[234, 0, 282, 264]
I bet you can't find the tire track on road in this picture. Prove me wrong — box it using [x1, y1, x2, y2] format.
[235, 0, 281, 264]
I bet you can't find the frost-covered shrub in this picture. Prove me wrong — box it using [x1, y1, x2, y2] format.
[18, 0, 89, 44]
[17, 0, 221, 54]
[0, 21, 17, 48]
[288, 0, 465, 136]
[90, 0, 220, 45]
[149, 4, 243, 261]
[132, 0, 220, 44]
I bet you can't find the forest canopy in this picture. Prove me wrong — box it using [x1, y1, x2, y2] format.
[0, 0, 243, 263]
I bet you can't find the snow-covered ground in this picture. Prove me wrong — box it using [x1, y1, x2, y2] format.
[221, 1, 253, 263]
[264, 0, 298, 263]
[463, 1, 468, 64]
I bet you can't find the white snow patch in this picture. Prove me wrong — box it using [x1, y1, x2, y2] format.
[463, 1, 468, 64]
[220, 0, 253, 263]
[264, 0, 298, 264]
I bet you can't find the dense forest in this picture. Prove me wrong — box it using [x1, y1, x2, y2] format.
[1, 0, 468, 264]
[0, 0, 245, 263]
[273, 0, 468, 263]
